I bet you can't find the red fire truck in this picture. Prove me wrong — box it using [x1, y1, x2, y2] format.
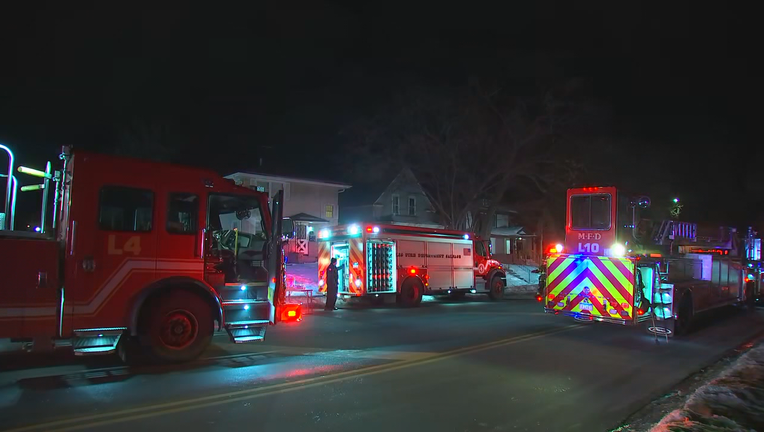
[536, 186, 762, 337]
[0, 146, 299, 363]
[316, 223, 506, 306]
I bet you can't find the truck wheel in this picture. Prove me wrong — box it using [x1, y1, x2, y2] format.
[143, 290, 214, 363]
[487, 276, 505, 301]
[398, 279, 423, 307]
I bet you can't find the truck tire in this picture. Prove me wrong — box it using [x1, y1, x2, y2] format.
[398, 279, 423, 307]
[142, 290, 214, 363]
[487, 276, 505, 301]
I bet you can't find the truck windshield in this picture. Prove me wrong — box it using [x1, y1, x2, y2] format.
[208, 193, 267, 250]
[570, 194, 611, 230]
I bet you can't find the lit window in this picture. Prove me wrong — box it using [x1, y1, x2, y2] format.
[325, 205, 334, 218]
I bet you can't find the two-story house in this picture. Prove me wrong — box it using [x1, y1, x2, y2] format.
[488, 207, 540, 265]
[339, 168, 442, 228]
[226, 171, 351, 263]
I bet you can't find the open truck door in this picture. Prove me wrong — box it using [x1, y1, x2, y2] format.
[266, 190, 301, 323]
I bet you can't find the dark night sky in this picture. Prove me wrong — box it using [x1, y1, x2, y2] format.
[0, 2, 758, 227]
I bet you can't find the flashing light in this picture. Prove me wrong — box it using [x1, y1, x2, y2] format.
[637, 308, 645, 316]
[555, 243, 564, 253]
[240, 285, 247, 291]
[611, 243, 626, 257]
[746, 274, 754, 282]
[366, 226, 373, 233]
[548, 246, 559, 254]
[306, 226, 314, 233]
[34, 226, 41, 232]
[354, 279, 362, 287]
[673, 198, 679, 203]
[463, 234, 470, 240]
[318, 279, 325, 287]
[319, 229, 331, 239]
[409, 268, 417, 275]
[287, 310, 296, 317]
[373, 226, 380, 234]
[244, 305, 250, 310]
[470, 289, 476, 294]
[347, 224, 360, 235]
[535, 295, 543, 302]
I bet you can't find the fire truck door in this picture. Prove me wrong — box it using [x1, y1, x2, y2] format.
[473, 240, 490, 290]
[70, 184, 158, 331]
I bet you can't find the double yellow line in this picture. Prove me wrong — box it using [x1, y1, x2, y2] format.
[7, 324, 581, 432]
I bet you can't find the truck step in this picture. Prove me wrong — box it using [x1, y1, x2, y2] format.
[72, 328, 125, 356]
[222, 300, 271, 330]
[220, 282, 270, 301]
[225, 321, 268, 343]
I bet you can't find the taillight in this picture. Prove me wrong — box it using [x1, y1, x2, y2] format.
[280, 304, 302, 322]
[535, 295, 543, 302]
[637, 308, 645, 316]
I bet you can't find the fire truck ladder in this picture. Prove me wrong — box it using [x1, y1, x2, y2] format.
[647, 260, 674, 342]
[653, 220, 697, 247]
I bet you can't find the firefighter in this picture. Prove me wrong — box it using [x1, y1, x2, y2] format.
[325, 257, 341, 311]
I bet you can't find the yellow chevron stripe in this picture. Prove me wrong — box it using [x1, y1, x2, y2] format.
[600, 258, 632, 290]
[547, 257, 574, 285]
[548, 260, 586, 298]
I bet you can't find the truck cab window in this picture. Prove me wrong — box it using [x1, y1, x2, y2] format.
[208, 193, 267, 282]
[475, 240, 488, 257]
[570, 194, 611, 230]
[167, 193, 199, 234]
[99, 186, 154, 232]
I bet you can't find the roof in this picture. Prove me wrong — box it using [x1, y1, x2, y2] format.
[491, 226, 534, 236]
[286, 213, 329, 223]
[227, 171, 352, 189]
[340, 167, 424, 208]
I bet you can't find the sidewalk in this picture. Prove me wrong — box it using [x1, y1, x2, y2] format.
[649, 342, 764, 431]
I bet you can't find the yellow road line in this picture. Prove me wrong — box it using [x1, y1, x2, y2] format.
[7, 324, 582, 432]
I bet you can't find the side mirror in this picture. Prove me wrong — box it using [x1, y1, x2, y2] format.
[531, 269, 540, 274]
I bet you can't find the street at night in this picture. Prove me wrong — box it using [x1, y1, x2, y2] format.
[2, 298, 763, 432]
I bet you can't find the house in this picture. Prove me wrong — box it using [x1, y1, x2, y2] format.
[226, 171, 351, 263]
[339, 168, 442, 228]
[343, 168, 541, 264]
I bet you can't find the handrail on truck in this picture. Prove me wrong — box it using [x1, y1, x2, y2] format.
[0, 143, 14, 230]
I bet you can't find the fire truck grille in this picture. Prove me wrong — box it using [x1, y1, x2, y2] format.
[367, 241, 395, 293]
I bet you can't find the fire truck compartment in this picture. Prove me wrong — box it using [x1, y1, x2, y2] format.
[330, 243, 351, 294]
[397, 238, 474, 292]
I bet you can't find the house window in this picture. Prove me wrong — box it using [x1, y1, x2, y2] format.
[325, 205, 334, 218]
[495, 214, 509, 228]
[99, 186, 154, 232]
[392, 195, 400, 215]
[166, 193, 199, 234]
[490, 237, 496, 254]
[408, 197, 416, 216]
[505, 239, 512, 254]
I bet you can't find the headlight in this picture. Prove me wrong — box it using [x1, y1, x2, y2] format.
[611, 243, 626, 257]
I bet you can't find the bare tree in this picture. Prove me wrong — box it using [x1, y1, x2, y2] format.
[343, 81, 591, 238]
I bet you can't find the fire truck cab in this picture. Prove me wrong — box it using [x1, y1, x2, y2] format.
[538, 186, 762, 337]
[0, 146, 296, 362]
[316, 223, 506, 306]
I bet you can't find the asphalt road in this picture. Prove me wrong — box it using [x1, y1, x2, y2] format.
[1, 297, 763, 432]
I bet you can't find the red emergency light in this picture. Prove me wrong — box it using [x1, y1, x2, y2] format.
[409, 268, 417, 275]
[280, 304, 302, 323]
